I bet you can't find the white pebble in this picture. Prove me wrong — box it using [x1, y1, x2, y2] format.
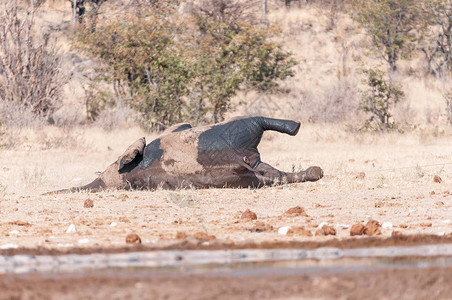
[78, 239, 90, 244]
[382, 222, 393, 229]
[66, 224, 76, 233]
[109, 222, 118, 227]
[335, 224, 351, 229]
[441, 220, 451, 224]
[317, 222, 328, 229]
[278, 226, 291, 235]
[0, 243, 18, 249]
[9, 230, 19, 235]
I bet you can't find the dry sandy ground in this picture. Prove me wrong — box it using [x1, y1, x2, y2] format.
[0, 124, 451, 251]
[1, 124, 452, 299]
[2, 267, 452, 300]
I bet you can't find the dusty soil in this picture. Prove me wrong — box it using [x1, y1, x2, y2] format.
[1, 126, 452, 252]
[1, 266, 451, 300]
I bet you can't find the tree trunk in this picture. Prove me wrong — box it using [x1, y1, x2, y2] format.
[262, 0, 267, 24]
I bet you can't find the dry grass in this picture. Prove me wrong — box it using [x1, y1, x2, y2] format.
[1, 2, 452, 251]
[1, 124, 452, 250]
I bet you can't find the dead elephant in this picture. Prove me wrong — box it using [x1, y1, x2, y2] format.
[52, 116, 323, 193]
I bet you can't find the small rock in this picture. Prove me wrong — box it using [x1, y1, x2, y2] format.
[420, 222, 432, 227]
[126, 233, 142, 244]
[278, 226, 292, 235]
[287, 226, 312, 236]
[284, 206, 308, 217]
[84, 198, 94, 208]
[109, 222, 118, 227]
[392, 231, 403, 236]
[249, 222, 273, 233]
[399, 224, 409, 228]
[317, 222, 328, 229]
[433, 175, 442, 183]
[355, 172, 366, 180]
[350, 223, 365, 236]
[364, 220, 381, 236]
[241, 209, 257, 221]
[335, 224, 351, 229]
[175, 231, 187, 239]
[193, 231, 216, 242]
[322, 225, 336, 235]
[430, 191, 436, 196]
[78, 238, 90, 244]
[9, 230, 20, 235]
[315, 224, 336, 236]
[66, 224, 76, 233]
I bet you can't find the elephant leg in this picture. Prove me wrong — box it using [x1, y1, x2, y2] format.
[254, 162, 323, 185]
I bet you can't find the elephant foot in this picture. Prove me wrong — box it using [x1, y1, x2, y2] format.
[302, 166, 323, 182]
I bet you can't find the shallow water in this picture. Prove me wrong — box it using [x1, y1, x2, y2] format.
[1, 243, 452, 275]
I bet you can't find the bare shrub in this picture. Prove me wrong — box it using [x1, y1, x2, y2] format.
[445, 92, 452, 124]
[94, 103, 132, 131]
[311, 0, 347, 31]
[0, 101, 47, 128]
[0, 1, 67, 125]
[300, 80, 359, 123]
[190, 0, 259, 27]
[393, 99, 416, 128]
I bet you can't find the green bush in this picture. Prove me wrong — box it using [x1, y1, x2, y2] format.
[351, 0, 424, 72]
[359, 68, 404, 131]
[75, 0, 296, 129]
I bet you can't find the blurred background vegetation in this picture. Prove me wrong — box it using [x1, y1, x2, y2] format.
[2, 0, 452, 133]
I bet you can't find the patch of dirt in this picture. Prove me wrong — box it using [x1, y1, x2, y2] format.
[248, 222, 273, 233]
[193, 232, 216, 242]
[287, 226, 312, 236]
[1, 267, 451, 299]
[1, 126, 452, 258]
[283, 206, 308, 217]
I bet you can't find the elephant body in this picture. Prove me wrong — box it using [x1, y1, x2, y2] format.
[53, 116, 323, 193]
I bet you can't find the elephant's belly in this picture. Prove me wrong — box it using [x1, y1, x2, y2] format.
[127, 165, 260, 189]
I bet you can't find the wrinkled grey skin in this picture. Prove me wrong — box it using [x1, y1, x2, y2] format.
[49, 116, 323, 193]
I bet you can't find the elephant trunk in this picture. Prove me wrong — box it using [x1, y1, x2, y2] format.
[259, 117, 301, 136]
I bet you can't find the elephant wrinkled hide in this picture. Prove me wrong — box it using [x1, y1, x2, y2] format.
[49, 116, 323, 193]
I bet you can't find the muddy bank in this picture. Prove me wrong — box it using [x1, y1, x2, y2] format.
[1, 234, 452, 256]
[1, 266, 451, 300]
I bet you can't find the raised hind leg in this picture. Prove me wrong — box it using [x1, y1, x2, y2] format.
[254, 162, 323, 186]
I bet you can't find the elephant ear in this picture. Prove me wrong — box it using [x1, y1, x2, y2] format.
[117, 137, 146, 171]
